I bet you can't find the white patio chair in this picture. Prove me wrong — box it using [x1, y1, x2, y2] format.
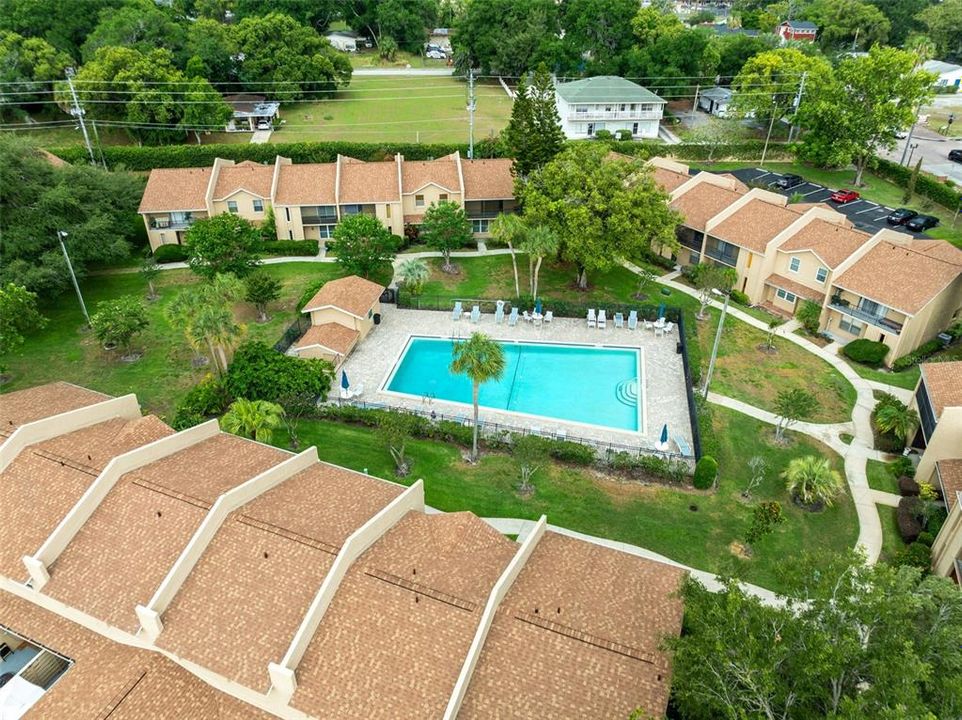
[470, 305, 481, 323]
[494, 300, 505, 324]
[544, 310, 553, 323]
[664, 321, 674, 335]
[522, 310, 531, 323]
[587, 308, 596, 328]
[627, 310, 638, 330]
[614, 312, 624, 329]
[451, 301, 462, 321]
[598, 309, 607, 329]
[508, 307, 519, 326]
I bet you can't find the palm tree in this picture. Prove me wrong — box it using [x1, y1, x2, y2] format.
[220, 398, 284, 444]
[520, 225, 559, 300]
[450, 332, 506, 461]
[875, 401, 919, 442]
[166, 274, 245, 373]
[489, 213, 526, 297]
[782, 455, 844, 508]
[396, 258, 429, 296]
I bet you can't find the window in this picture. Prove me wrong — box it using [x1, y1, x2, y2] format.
[253, 199, 264, 213]
[858, 298, 882, 317]
[629, 103, 636, 111]
[439, 193, 448, 201]
[288, 230, 293, 240]
[415, 194, 425, 207]
[587, 123, 594, 135]
[789, 257, 801, 273]
[605, 105, 612, 112]
[839, 316, 862, 335]
[318, 225, 335, 239]
[632, 122, 639, 135]
[285, 207, 291, 222]
[815, 267, 828, 283]
[472, 218, 490, 234]
[619, 104, 626, 112]
[385, 204, 391, 218]
[227, 200, 238, 213]
[776, 288, 797, 303]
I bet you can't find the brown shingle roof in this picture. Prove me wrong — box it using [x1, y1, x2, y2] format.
[138, 167, 211, 212]
[338, 157, 400, 203]
[937, 459, 962, 511]
[0, 590, 272, 719]
[834, 241, 962, 314]
[213, 162, 273, 200]
[764, 273, 825, 302]
[461, 158, 514, 199]
[0, 381, 109, 439]
[779, 219, 869, 268]
[302, 275, 384, 318]
[41, 434, 289, 632]
[670, 182, 744, 232]
[402, 154, 460, 193]
[458, 532, 686, 720]
[0, 417, 173, 580]
[709, 198, 800, 252]
[157, 463, 402, 692]
[652, 166, 690, 193]
[274, 163, 336, 206]
[291, 511, 518, 719]
[921, 361, 962, 417]
[294, 322, 359, 356]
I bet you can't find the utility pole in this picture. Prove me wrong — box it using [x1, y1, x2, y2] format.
[788, 72, 807, 143]
[761, 98, 778, 165]
[692, 83, 700, 118]
[90, 119, 107, 169]
[65, 67, 95, 166]
[57, 230, 90, 326]
[467, 68, 476, 159]
[703, 290, 730, 399]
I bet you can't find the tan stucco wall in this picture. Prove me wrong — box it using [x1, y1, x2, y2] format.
[914, 406, 962, 487]
[308, 302, 380, 340]
[891, 276, 962, 360]
[773, 251, 830, 292]
[211, 190, 270, 224]
[375, 202, 404, 236]
[294, 346, 340, 364]
[401, 186, 461, 217]
[932, 499, 962, 577]
[276, 205, 306, 240]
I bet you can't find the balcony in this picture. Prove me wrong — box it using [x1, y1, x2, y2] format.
[569, 110, 662, 121]
[704, 241, 739, 268]
[829, 296, 903, 334]
[149, 215, 196, 230]
[302, 215, 338, 226]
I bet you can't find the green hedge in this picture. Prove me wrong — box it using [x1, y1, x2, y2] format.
[873, 157, 961, 212]
[692, 455, 718, 490]
[892, 338, 945, 372]
[842, 338, 889, 366]
[49, 140, 503, 171]
[256, 239, 319, 257]
[153, 244, 189, 263]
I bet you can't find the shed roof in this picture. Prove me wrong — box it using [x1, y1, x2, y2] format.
[302, 275, 384, 318]
[294, 322, 360, 356]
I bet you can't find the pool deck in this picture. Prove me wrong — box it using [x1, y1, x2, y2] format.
[339, 306, 694, 453]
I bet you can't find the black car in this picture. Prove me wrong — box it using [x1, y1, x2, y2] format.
[770, 173, 805, 190]
[905, 214, 939, 232]
[886, 207, 918, 225]
[949, 149, 962, 163]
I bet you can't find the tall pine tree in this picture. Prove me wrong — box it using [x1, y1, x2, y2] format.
[504, 63, 565, 178]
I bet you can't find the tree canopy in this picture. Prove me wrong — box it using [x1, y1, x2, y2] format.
[503, 64, 565, 178]
[0, 30, 71, 119]
[519, 143, 680, 288]
[918, 0, 962, 63]
[330, 213, 399, 278]
[421, 201, 473, 271]
[225, 339, 334, 404]
[184, 213, 262, 279]
[81, 0, 188, 64]
[731, 48, 834, 126]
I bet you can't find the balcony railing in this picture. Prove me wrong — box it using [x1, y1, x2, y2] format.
[302, 215, 338, 226]
[704, 245, 738, 267]
[569, 111, 662, 121]
[150, 218, 195, 230]
[829, 299, 903, 334]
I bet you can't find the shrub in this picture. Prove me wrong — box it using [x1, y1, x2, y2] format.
[298, 279, 326, 311]
[842, 339, 889, 366]
[894, 541, 931, 570]
[873, 156, 962, 212]
[915, 531, 935, 547]
[892, 338, 945, 371]
[170, 375, 231, 430]
[729, 289, 750, 306]
[890, 455, 915, 479]
[692, 456, 718, 489]
[154, 244, 189, 263]
[256, 239, 319, 257]
[545, 439, 597, 466]
[593, 129, 614, 141]
[897, 497, 923, 543]
[226, 340, 334, 404]
[616, 129, 633, 141]
[898, 475, 920, 496]
[796, 300, 822, 335]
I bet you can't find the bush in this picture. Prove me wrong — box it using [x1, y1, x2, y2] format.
[692, 456, 718, 490]
[593, 129, 614, 141]
[842, 339, 889, 366]
[544, 439, 597, 466]
[899, 475, 921, 496]
[256, 239, 319, 257]
[895, 541, 931, 570]
[915, 531, 935, 547]
[616, 129, 633, 141]
[897, 497, 923, 543]
[154, 244, 189, 263]
[170, 375, 230, 430]
[890, 455, 915, 479]
[873, 156, 962, 212]
[729, 289, 750, 306]
[892, 338, 944, 371]
[226, 340, 334, 404]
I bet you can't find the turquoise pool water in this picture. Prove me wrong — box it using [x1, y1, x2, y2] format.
[385, 337, 641, 431]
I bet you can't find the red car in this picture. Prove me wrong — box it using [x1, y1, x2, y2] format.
[830, 189, 860, 204]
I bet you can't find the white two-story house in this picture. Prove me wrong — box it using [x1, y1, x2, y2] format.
[554, 76, 666, 139]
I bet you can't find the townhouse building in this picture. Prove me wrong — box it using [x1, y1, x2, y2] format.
[554, 76, 666, 140]
[138, 152, 515, 253]
[652, 157, 962, 365]
[908, 361, 962, 585]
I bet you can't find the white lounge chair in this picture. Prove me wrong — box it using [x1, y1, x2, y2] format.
[598, 309, 607, 329]
[644, 319, 654, 331]
[663, 321, 674, 335]
[627, 310, 638, 330]
[587, 308, 596, 328]
[544, 310, 553, 323]
[507, 307, 519, 326]
[614, 312, 624, 329]
[494, 300, 505, 324]
[522, 310, 531, 323]
[451, 301, 462, 321]
[470, 305, 481, 323]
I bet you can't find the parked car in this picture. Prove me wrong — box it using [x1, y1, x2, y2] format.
[770, 174, 804, 190]
[425, 48, 446, 59]
[256, 120, 271, 131]
[886, 208, 918, 225]
[893, 129, 908, 139]
[829, 188, 860, 204]
[905, 214, 939, 232]
[950, 149, 962, 163]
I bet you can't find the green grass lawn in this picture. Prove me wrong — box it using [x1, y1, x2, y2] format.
[287, 404, 856, 592]
[348, 49, 450, 69]
[878, 503, 907, 563]
[264, 76, 511, 145]
[699, 160, 962, 248]
[866, 459, 901, 494]
[1, 263, 349, 418]
[844, 358, 922, 391]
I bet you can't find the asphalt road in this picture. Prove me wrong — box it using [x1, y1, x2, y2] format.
[880, 124, 962, 185]
[713, 167, 931, 237]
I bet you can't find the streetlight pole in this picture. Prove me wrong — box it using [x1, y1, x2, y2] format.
[760, 96, 778, 166]
[57, 230, 90, 325]
[702, 289, 730, 399]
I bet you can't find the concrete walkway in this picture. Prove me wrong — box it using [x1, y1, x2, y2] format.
[652, 268, 888, 563]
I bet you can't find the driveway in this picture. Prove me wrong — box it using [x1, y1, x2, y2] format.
[713, 167, 930, 237]
[250, 129, 272, 144]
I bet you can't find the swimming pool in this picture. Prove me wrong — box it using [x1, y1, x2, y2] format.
[383, 336, 642, 432]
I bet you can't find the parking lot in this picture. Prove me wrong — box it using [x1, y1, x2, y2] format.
[713, 167, 929, 237]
